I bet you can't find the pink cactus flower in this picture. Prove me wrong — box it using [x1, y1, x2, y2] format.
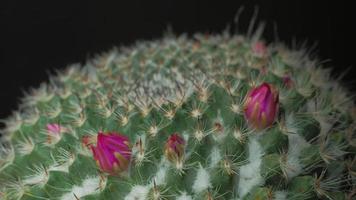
[90, 132, 132, 175]
[244, 83, 279, 130]
[252, 41, 267, 57]
[164, 133, 185, 165]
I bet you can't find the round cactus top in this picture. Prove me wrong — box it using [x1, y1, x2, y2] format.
[0, 32, 355, 200]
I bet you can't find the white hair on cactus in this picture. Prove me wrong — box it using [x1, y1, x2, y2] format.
[23, 165, 49, 187]
[2, 111, 22, 135]
[124, 185, 150, 200]
[56, 64, 79, 82]
[192, 165, 211, 194]
[152, 159, 169, 186]
[83, 65, 99, 83]
[237, 135, 264, 198]
[309, 66, 332, 88]
[24, 83, 55, 104]
[176, 192, 193, 200]
[5, 180, 26, 200]
[269, 56, 289, 78]
[284, 114, 298, 134]
[49, 148, 75, 173]
[57, 85, 72, 99]
[278, 42, 310, 69]
[305, 95, 335, 135]
[40, 125, 63, 147]
[284, 133, 310, 179]
[209, 146, 221, 168]
[184, 131, 198, 160]
[44, 100, 62, 119]
[153, 166, 167, 185]
[0, 142, 14, 172]
[330, 83, 353, 113]
[102, 51, 117, 69]
[22, 107, 40, 125]
[274, 191, 287, 200]
[293, 70, 314, 98]
[16, 136, 35, 155]
[61, 177, 101, 200]
[314, 115, 333, 138]
[125, 65, 198, 110]
[183, 132, 190, 144]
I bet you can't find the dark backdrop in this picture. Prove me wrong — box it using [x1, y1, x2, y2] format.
[0, 0, 355, 121]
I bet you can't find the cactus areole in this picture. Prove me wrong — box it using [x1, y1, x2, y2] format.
[0, 28, 355, 200]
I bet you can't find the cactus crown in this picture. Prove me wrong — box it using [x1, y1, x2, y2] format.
[0, 28, 355, 200]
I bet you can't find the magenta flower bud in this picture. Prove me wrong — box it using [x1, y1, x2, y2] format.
[46, 123, 65, 144]
[47, 123, 62, 135]
[244, 83, 279, 129]
[164, 133, 185, 165]
[90, 132, 132, 175]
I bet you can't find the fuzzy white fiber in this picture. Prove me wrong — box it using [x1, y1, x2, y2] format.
[153, 163, 168, 186]
[61, 177, 100, 200]
[124, 185, 149, 200]
[192, 165, 211, 193]
[237, 135, 264, 198]
[176, 192, 193, 200]
[285, 133, 310, 179]
[274, 191, 287, 200]
[209, 146, 222, 168]
[49, 161, 72, 173]
[23, 168, 49, 187]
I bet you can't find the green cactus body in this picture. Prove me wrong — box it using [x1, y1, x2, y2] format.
[0, 32, 355, 200]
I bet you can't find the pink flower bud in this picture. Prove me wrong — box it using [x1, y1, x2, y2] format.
[46, 123, 62, 135]
[90, 132, 132, 175]
[164, 133, 185, 165]
[244, 83, 279, 129]
[252, 41, 267, 57]
[46, 123, 65, 144]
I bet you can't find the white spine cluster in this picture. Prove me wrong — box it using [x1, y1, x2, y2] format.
[49, 148, 75, 173]
[0, 142, 14, 172]
[23, 165, 49, 187]
[16, 136, 35, 156]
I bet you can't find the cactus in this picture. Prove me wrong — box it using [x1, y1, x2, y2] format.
[0, 28, 355, 200]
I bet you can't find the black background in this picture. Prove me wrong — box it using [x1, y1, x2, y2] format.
[0, 0, 355, 122]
